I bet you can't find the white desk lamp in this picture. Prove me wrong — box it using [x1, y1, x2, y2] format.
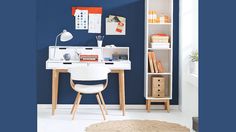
[53, 29, 73, 60]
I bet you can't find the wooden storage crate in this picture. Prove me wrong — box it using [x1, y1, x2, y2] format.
[152, 77, 165, 98]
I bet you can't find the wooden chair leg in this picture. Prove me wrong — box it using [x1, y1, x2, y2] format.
[72, 93, 82, 120]
[96, 94, 106, 120]
[99, 92, 108, 115]
[71, 94, 80, 114]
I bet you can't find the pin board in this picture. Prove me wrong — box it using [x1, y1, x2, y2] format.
[72, 7, 102, 33]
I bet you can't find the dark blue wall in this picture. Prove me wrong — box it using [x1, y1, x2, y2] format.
[37, 0, 179, 104]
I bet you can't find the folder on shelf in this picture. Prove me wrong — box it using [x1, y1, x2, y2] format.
[151, 52, 159, 73]
[157, 60, 165, 73]
[148, 52, 154, 73]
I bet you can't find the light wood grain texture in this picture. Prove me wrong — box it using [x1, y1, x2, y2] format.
[147, 99, 151, 112]
[99, 92, 108, 115]
[52, 70, 59, 115]
[96, 94, 106, 120]
[72, 93, 82, 120]
[51, 69, 126, 116]
[147, 99, 170, 112]
[71, 94, 80, 114]
[166, 100, 170, 112]
[146, 100, 148, 110]
[119, 70, 125, 116]
[151, 52, 158, 73]
[157, 60, 165, 73]
[148, 52, 154, 73]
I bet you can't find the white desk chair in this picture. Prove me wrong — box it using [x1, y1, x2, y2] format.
[68, 65, 111, 120]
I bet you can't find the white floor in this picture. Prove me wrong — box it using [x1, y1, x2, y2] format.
[38, 106, 194, 132]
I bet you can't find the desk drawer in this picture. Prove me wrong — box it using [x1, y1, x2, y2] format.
[46, 61, 131, 70]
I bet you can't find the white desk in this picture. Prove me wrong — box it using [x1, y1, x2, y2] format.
[46, 46, 131, 116]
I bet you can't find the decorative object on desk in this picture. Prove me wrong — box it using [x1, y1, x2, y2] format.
[119, 55, 128, 60]
[96, 35, 104, 47]
[53, 29, 73, 60]
[152, 77, 165, 98]
[106, 15, 126, 35]
[72, 7, 102, 33]
[80, 55, 98, 62]
[86, 120, 190, 132]
[112, 54, 119, 61]
[189, 50, 198, 75]
[63, 53, 71, 61]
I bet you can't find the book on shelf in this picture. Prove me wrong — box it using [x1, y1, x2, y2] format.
[151, 52, 158, 73]
[148, 51, 165, 73]
[157, 60, 164, 73]
[148, 52, 154, 73]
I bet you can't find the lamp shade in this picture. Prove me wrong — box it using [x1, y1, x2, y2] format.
[60, 30, 73, 42]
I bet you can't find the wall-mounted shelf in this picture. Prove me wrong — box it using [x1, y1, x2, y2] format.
[145, 0, 173, 112]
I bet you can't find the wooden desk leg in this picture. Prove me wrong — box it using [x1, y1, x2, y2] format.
[52, 69, 59, 115]
[166, 100, 170, 113]
[146, 99, 151, 112]
[119, 70, 125, 116]
[119, 76, 122, 110]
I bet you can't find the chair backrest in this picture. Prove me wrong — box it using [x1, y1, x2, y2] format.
[68, 65, 111, 81]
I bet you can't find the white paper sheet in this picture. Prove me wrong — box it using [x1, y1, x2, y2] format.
[74, 9, 88, 30]
[88, 14, 102, 33]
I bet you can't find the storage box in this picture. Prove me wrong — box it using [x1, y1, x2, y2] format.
[152, 77, 165, 98]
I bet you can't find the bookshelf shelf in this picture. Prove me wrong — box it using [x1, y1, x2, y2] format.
[148, 48, 171, 50]
[145, 0, 173, 112]
[148, 23, 171, 25]
[148, 73, 171, 75]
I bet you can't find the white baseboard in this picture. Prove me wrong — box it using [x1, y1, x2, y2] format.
[37, 104, 180, 110]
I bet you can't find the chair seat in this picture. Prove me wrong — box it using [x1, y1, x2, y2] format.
[74, 84, 104, 94]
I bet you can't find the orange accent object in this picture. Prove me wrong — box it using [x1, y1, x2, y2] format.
[152, 11, 157, 23]
[80, 55, 99, 62]
[156, 16, 170, 23]
[72, 7, 102, 15]
[116, 22, 124, 33]
[148, 11, 153, 23]
[154, 33, 168, 36]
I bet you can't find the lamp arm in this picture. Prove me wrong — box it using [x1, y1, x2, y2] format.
[53, 32, 63, 59]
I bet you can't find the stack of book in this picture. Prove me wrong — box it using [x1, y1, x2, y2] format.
[151, 34, 170, 49]
[148, 52, 165, 73]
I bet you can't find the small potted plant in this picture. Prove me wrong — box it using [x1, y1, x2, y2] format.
[189, 50, 198, 75]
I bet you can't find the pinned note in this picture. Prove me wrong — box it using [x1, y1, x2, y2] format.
[106, 15, 126, 35]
